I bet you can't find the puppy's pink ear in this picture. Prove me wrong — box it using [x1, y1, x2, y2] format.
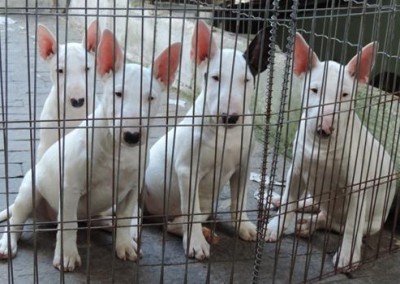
[97, 29, 123, 77]
[153, 42, 181, 88]
[84, 20, 100, 53]
[37, 24, 57, 60]
[293, 32, 319, 76]
[346, 41, 378, 84]
[190, 20, 217, 65]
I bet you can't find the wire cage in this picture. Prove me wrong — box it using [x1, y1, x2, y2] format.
[0, 0, 399, 283]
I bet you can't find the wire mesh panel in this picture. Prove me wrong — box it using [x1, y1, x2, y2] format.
[0, 0, 399, 283]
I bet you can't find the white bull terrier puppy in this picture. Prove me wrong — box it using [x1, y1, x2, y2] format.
[144, 20, 270, 260]
[265, 32, 396, 272]
[0, 29, 181, 271]
[0, 21, 99, 229]
[36, 20, 98, 160]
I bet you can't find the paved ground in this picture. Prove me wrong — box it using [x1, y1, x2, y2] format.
[0, 11, 400, 284]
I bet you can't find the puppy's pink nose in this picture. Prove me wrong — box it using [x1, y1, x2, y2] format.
[316, 126, 334, 137]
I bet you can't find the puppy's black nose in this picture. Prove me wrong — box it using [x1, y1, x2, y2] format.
[221, 113, 239, 125]
[71, 98, 85, 108]
[123, 131, 141, 145]
[316, 127, 332, 138]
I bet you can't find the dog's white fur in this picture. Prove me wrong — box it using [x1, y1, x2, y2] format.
[265, 33, 396, 272]
[0, 22, 98, 223]
[0, 29, 181, 271]
[144, 20, 269, 260]
[36, 21, 98, 160]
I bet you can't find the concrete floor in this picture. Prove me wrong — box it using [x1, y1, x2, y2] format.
[1, 10, 400, 284]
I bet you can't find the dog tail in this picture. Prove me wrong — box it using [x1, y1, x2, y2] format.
[0, 204, 13, 222]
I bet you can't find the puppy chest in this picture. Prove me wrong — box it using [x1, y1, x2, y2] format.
[199, 137, 251, 166]
[299, 155, 348, 194]
[90, 148, 142, 190]
[89, 166, 138, 197]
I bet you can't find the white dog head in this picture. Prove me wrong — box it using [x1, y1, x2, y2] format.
[190, 20, 270, 127]
[37, 20, 98, 109]
[96, 29, 181, 147]
[293, 32, 378, 139]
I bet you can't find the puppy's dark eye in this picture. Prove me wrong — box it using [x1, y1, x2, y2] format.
[311, 88, 318, 94]
[85, 67, 90, 72]
[244, 78, 250, 83]
[57, 68, 64, 74]
[148, 95, 155, 102]
[212, 75, 219, 82]
[342, 92, 349, 97]
[115, 92, 123, 98]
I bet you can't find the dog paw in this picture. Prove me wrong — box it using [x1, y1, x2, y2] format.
[183, 233, 210, 260]
[265, 229, 278, 242]
[264, 217, 281, 242]
[91, 215, 114, 232]
[238, 222, 257, 241]
[202, 227, 220, 245]
[332, 250, 361, 272]
[53, 247, 81, 272]
[116, 238, 141, 261]
[0, 234, 17, 259]
[295, 215, 318, 238]
[270, 193, 281, 208]
[296, 211, 326, 238]
[296, 219, 313, 238]
[130, 225, 140, 242]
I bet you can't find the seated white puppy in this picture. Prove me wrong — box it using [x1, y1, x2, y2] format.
[36, 21, 98, 160]
[0, 22, 99, 223]
[0, 29, 181, 271]
[265, 32, 396, 272]
[144, 20, 270, 260]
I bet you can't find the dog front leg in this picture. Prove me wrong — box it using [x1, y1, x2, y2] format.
[265, 164, 303, 241]
[333, 188, 365, 272]
[37, 125, 58, 160]
[177, 169, 210, 260]
[53, 189, 82, 272]
[36, 136, 51, 161]
[0, 176, 36, 259]
[115, 189, 141, 261]
[230, 169, 257, 241]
